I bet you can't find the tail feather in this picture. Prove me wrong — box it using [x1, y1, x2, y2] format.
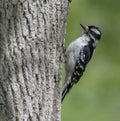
[62, 72, 84, 102]
[62, 81, 74, 102]
[62, 85, 68, 102]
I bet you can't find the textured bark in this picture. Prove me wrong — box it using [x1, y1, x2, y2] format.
[0, 0, 69, 121]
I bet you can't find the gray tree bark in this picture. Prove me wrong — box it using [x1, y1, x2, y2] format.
[0, 0, 69, 121]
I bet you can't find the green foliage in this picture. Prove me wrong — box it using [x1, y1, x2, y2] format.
[62, 0, 120, 121]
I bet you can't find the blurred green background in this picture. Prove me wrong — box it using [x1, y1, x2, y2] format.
[62, 0, 120, 121]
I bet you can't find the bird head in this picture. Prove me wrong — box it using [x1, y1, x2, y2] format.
[80, 24, 102, 41]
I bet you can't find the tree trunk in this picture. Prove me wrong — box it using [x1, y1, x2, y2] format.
[0, 0, 69, 121]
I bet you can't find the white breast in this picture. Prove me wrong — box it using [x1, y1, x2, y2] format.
[65, 36, 90, 74]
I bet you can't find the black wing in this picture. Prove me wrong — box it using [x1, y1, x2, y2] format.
[71, 45, 94, 83]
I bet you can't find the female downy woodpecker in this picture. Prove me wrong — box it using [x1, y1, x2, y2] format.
[62, 24, 102, 102]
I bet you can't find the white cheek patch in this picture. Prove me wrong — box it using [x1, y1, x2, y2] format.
[91, 28, 101, 35]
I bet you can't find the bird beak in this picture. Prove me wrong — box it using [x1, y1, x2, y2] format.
[80, 24, 88, 32]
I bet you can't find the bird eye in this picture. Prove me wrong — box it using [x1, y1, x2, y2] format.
[90, 30, 95, 35]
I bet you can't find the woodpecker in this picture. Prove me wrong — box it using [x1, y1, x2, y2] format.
[62, 24, 102, 102]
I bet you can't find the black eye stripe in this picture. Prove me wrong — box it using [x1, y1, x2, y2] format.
[91, 30, 96, 34]
[90, 30, 101, 40]
[89, 30, 96, 36]
[90, 29, 99, 34]
[88, 25, 102, 40]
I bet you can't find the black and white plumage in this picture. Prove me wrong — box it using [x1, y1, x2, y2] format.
[62, 24, 102, 102]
